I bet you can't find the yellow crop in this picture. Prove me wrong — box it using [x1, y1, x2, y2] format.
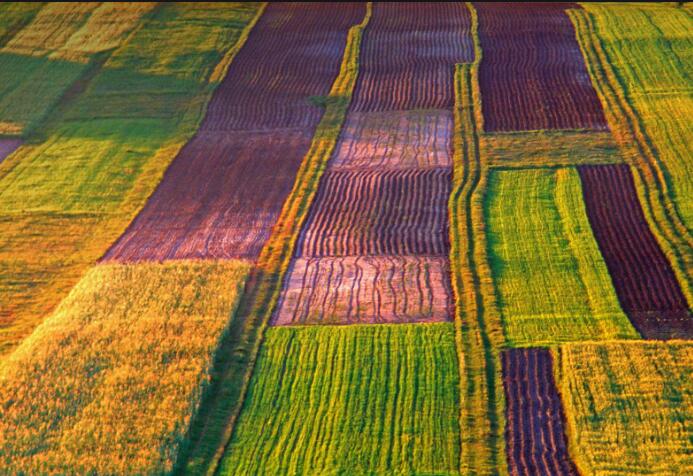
[0, 260, 250, 475]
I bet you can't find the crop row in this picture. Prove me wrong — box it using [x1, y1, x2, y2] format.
[273, 256, 453, 325]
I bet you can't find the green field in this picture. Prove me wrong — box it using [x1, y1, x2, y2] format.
[220, 323, 460, 475]
[485, 167, 638, 346]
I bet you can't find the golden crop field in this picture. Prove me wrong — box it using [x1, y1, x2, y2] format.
[555, 341, 692, 475]
[0, 260, 250, 474]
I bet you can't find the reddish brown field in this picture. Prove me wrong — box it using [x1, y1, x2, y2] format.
[330, 110, 453, 170]
[201, 3, 366, 131]
[579, 164, 692, 339]
[296, 168, 451, 257]
[351, 2, 473, 112]
[0, 139, 22, 164]
[502, 348, 579, 476]
[272, 256, 453, 325]
[103, 3, 365, 262]
[475, 3, 607, 132]
[103, 131, 312, 261]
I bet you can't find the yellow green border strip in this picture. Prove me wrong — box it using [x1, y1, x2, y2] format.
[177, 5, 372, 475]
[448, 4, 507, 474]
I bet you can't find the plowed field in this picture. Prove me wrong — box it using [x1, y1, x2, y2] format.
[476, 3, 607, 132]
[501, 348, 578, 476]
[273, 256, 453, 325]
[579, 164, 692, 339]
[297, 168, 451, 257]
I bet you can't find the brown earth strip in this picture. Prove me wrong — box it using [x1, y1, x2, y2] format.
[103, 3, 366, 262]
[578, 164, 692, 339]
[501, 348, 579, 476]
[351, 2, 473, 112]
[475, 3, 607, 132]
[296, 168, 451, 257]
[0, 138, 21, 164]
[272, 256, 453, 325]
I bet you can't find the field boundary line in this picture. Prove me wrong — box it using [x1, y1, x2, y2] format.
[176, 5, 372, 475]
[569, 8, 692, 302]
[448, 4, 506, 474]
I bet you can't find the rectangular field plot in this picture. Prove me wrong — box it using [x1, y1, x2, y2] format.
[501, 348, 578, 476]
[555, 341, 693, 475]
[475, 3, 607, 132]
[484, 130, 624, 169]
[351, 2, 473, 112]
[199, 3, 366, 131]
[103, 130, 312, 261]
[272, 256, 453, 325]
[297, 168, 451, 257]
[0, 261, 250, 475]
[579, 162, 692, 340]
[330, 110, 453, 170]
[219, 323, 460, 475]
[485, 168, 637, 346]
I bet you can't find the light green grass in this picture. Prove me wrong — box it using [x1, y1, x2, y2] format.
[555, 340, 693, 476]
[485, 167, 638, 346]
[219, 323, 460, 476]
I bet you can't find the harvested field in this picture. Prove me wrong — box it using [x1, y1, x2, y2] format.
[485, 168, 637, 346]
[200, 3, 365, 131]
[103, 130, 311, 261]
[297, 168, 451, 257]
[555, 341, 693, 475]
[272, 256, 453, 325]
[330, 110, 453, 170]
[0, 261, 250, 475]
[579, 164, 692, 339]
[0, 138, 21, 163]
[219, 324, 460, 475]
[475, 3, 607, 132]
[484, 130, 624, 169]
[501, 348, 578, 476]
[351, 2, 473, 111]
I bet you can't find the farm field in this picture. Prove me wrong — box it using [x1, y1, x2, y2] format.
[0, 3, 691, 476]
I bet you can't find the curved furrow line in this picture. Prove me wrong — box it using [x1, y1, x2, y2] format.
[475, 2, 607, 132]
[501, 349, 579, 476]
[272, 256, 453, 326]
[578, 164, 692, 339]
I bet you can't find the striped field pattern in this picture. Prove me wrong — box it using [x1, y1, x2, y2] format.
[330, 110, 453, 170]
[273, 256, 453, 325]
[475, 2, 607, 132]
[578, 164, 692, 339]
[501, 348, 578, 476]
[351, 2, 473, 111]
[219, 324, 461, 475]
[296, 168, 451, 257]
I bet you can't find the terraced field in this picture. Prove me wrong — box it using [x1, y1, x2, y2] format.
[0, 3, 691, 476]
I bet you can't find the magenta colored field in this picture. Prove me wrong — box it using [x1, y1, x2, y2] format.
[502, 348, 578, 476]
[272, 256, 453, 325]
[0, 139, 22, 164]
[296, 168, 451, 257]
[578, 164, 692, 339]
[330, 110, 453, 170]
[103, 3, 365, 262]
[351, 2, 473, 112]
[476, 2, 607, 132]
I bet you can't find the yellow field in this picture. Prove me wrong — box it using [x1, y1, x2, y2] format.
[0, 260, 250, 475]
[555, 341, 693, 475]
